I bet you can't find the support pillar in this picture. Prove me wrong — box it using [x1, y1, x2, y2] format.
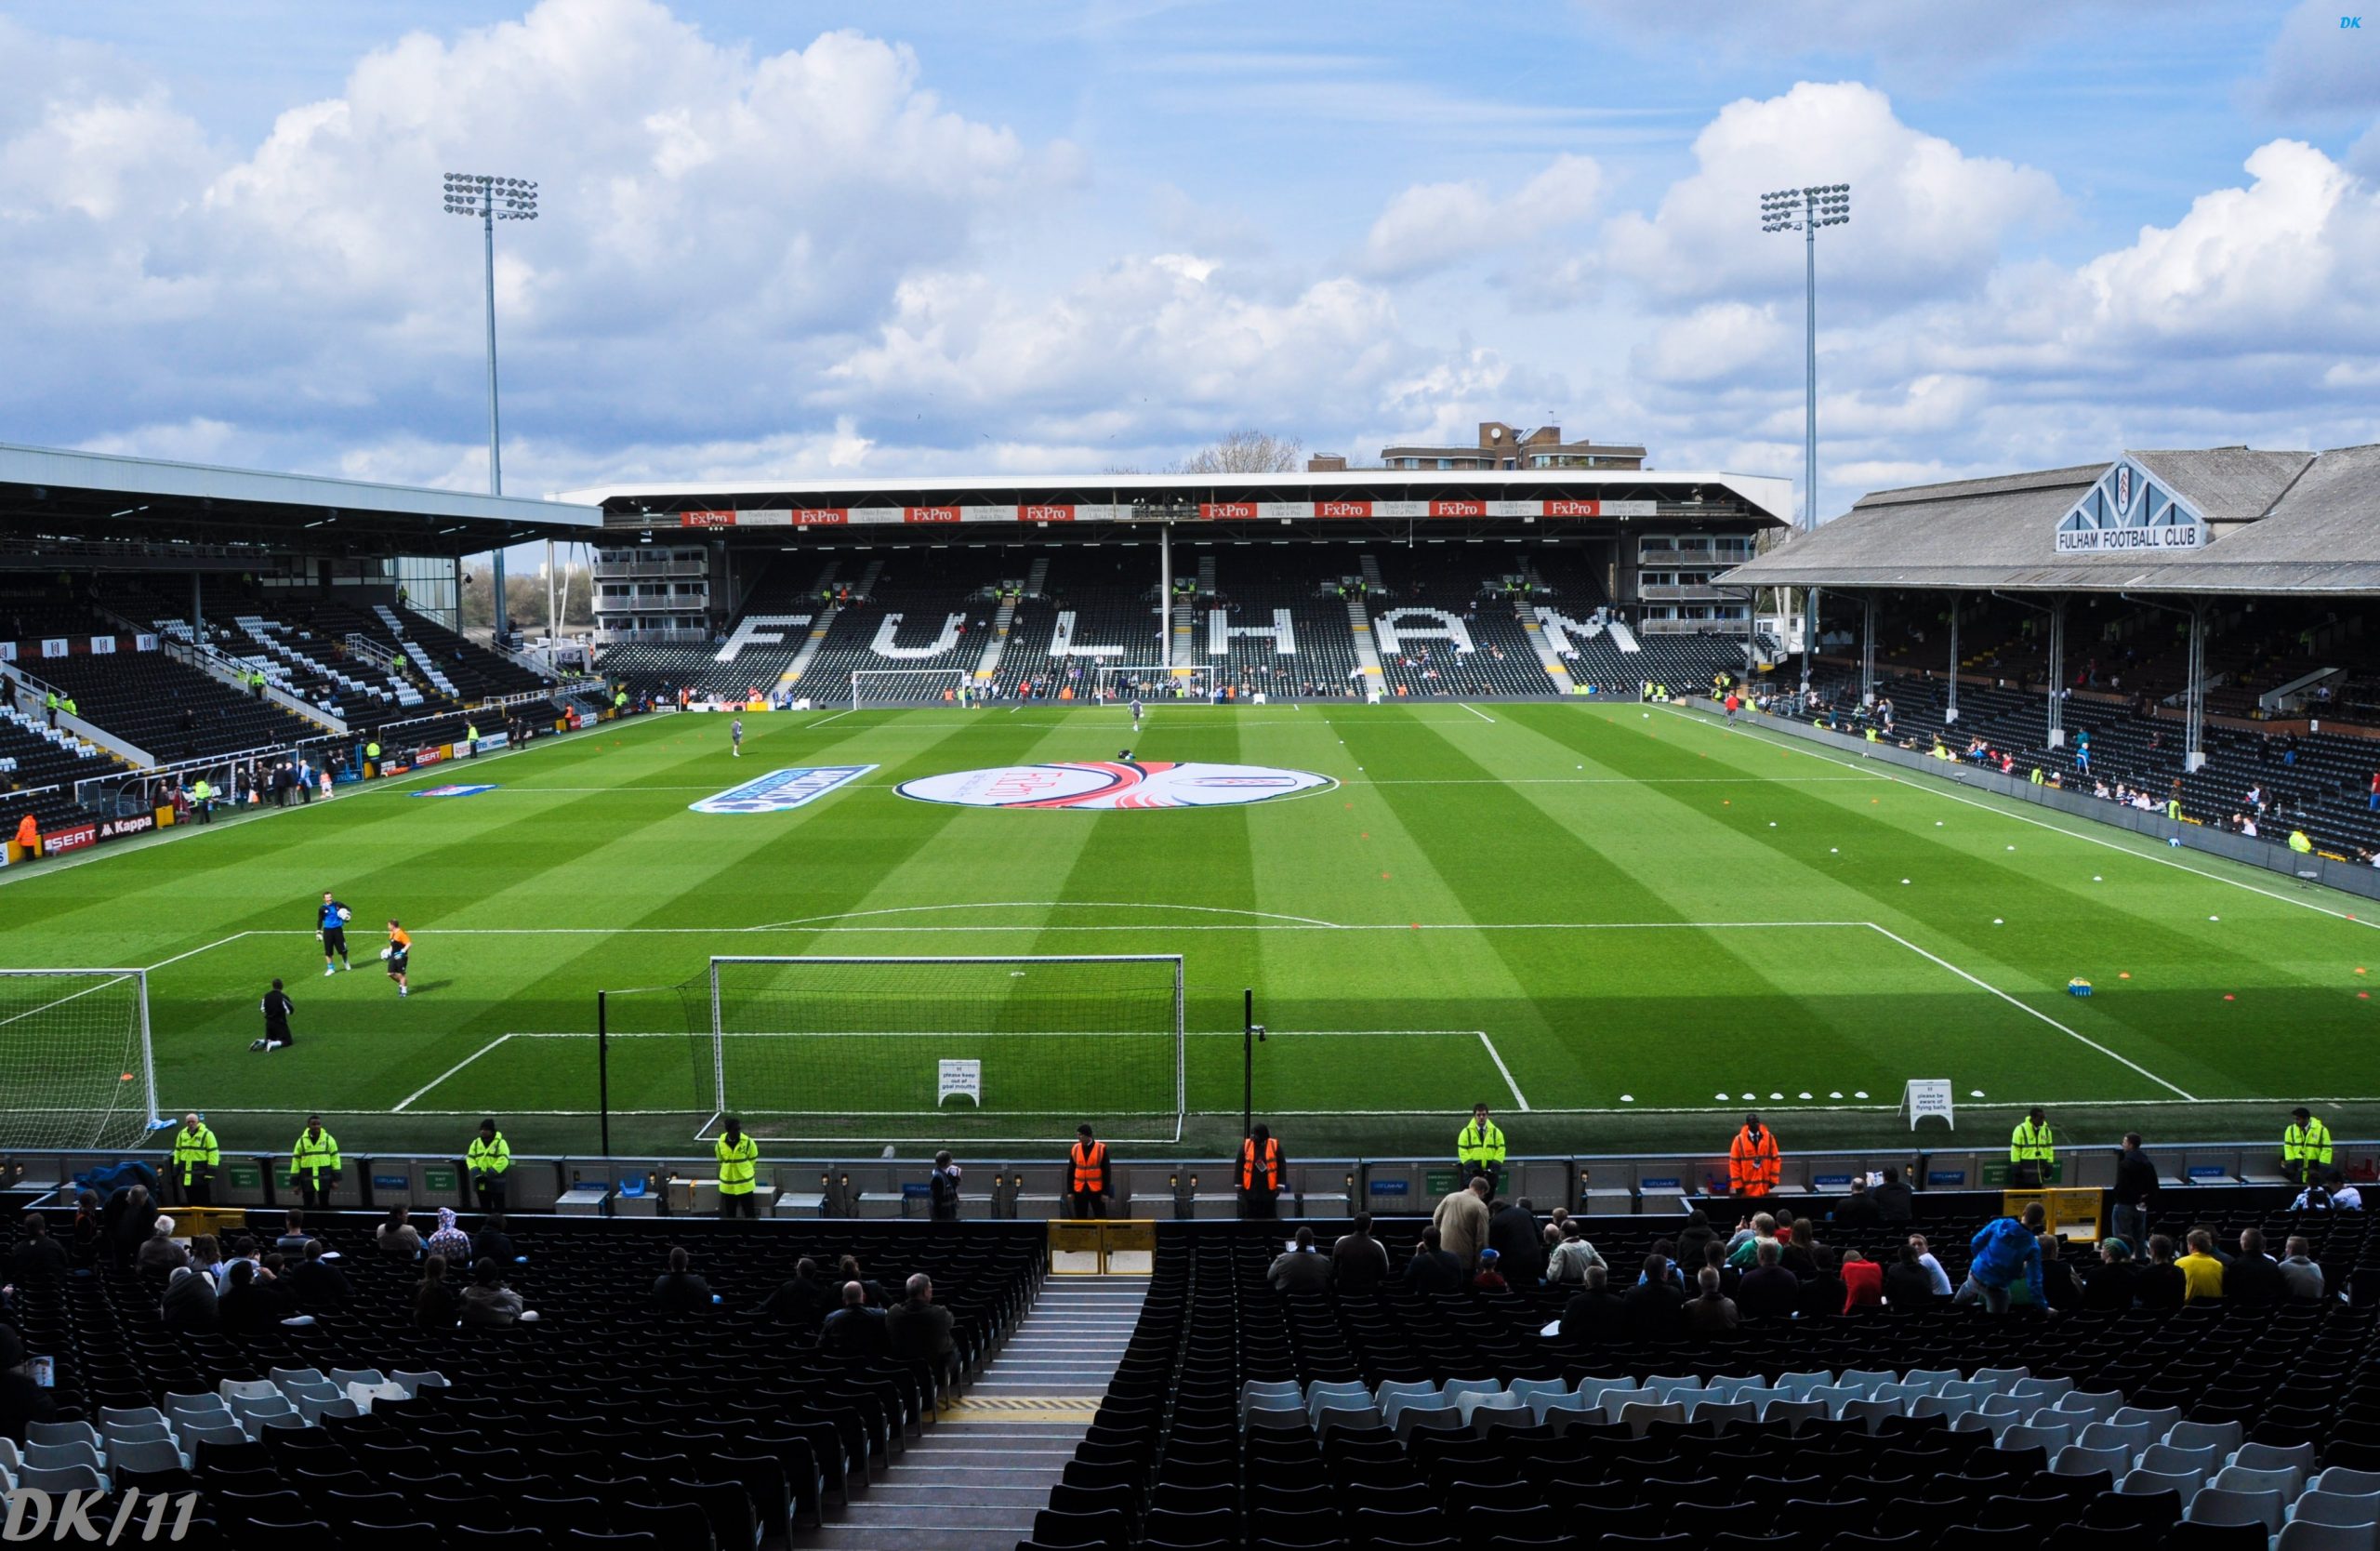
[1858, 595, 1877, 704]
[2185, 603, 2208, 772]
[2044, 600, 2067, 749]
[1158, 524, 1173, 665]
[1944, 600, 1960, 725]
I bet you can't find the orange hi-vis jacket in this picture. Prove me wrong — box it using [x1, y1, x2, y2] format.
[1239, 1135, 1281, 1193]
[1730, 1125, 1781, 1195]
[1069, 1139, 1109, 1195]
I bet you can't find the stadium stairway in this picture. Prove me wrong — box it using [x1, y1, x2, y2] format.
[813, 1276, 1144, 1551]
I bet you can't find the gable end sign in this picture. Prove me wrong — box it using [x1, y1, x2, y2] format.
[2055, 457, 2210, 553]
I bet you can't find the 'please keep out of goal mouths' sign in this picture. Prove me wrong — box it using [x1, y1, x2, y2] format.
[691, 765, 877, 814]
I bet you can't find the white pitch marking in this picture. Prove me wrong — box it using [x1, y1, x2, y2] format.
[1478, 1030, 1530, 1111]
[1454, 703, 1497, 724]
[1651, 702, 2380, 928]
[1862, 921, 2197, 1101]
[391, 1031, 519, 1112]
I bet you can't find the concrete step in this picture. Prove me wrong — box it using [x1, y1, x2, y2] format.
[829, 1503, 1040, 1530]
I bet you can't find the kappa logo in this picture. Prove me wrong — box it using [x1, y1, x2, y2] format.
[896, 761, 1335, 811]
[692, 764, 877, 815]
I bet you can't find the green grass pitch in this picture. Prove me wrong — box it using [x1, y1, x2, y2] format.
[3, 698, 2373, 1160]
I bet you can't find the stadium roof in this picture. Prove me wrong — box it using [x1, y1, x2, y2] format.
[1718, 444, 2380, 595]
[0, 441, 598, 565]
[562, 468, 1795, 534]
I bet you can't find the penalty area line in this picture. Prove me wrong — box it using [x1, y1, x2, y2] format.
[392, 1031, 518, 1113]
[1863, 921, 2196, 1102]
[1479, 1030, 1530, 1111]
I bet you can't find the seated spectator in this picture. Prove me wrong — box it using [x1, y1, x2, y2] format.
[818, 1280, 889, 1359]
[1726, 1213, 1778, 1267]
[1472, 1247, 1509, 1292]
[1561, 1265, 1629, 1346]
[2223, 1227, 2286, 1306]
[414, 1255, 459, 1328]
[160, 1265, 218, 1333]
[838, 1253, 888, 1306]
[2082, 1239, 2138, 1311]
[2325, 1171, 2362, 1209]
[1685, 1266, 1740, 1336]
[2186, 1222, 2233, 1266]
[1405, 1227, 1464, 1293]
[654, 1246, 714, 1314]
[1268, 1226, 1334, 1293]
[136, 1215, 187, 1275]
[1700, 1240, 1740, 1299]
[1546, 1220, 1607, 1285]
[1840, 1248, 1884, 1313]
[7, 1213, 66, 1285]
[1622, 1252, 1686, 1341]
[69, 1189, 103, 1270]
[187, 1234, 222, 1288]
[105, 1185, 153, 1271]
[1737, 1240, 1802, 1319]
[1329, 1213, 1391, 1292]
[2176, 1228, 2226, 1303]
[758, 1256, 836, 1327]
[2135, 1235, 2186, 1311]
[1910, 1234, 1954, 1295]
[272, 1210, 310, 1255]
[458, 1258, 525, 1327]
[1833, 1177, 1881, 1226]
[425, 1207, 472, 1266]
[218, 1258, 291, 1334]
[2038, 1234, 2078, 1311]
[1673, 1209, 1716, 1269]
[1882, 1241, 1937, 1306]
[471, 1213, 515, 1265]
[286, 1239, 351, 1311]
[1779, 1222, 1825, 1281]
[1488, 1197, 1544, 1285]
[2277, 1236, 2325, 1301]
[1873, 1166, 1914, 1224]
[377, 1205, 422, 1260]
[886, 1273, 958, 1383]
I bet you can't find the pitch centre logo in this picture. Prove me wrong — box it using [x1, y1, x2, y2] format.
[896, 761, 1335, 810]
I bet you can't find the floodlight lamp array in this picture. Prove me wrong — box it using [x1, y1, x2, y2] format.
[1758, 183, 1851, 232]
[441, 173, 540, 220]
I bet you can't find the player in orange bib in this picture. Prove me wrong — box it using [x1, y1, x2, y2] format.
[384, 920, 412, 999]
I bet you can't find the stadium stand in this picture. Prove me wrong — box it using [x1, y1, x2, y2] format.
[0, 1208, 1041, 1549]
[1031, 1196, 2377, 1551]
[0, 708, 112, 829]
[33, 648, 324, 763]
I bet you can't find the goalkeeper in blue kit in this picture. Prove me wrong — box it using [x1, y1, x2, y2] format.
[318, 891, 354, 975]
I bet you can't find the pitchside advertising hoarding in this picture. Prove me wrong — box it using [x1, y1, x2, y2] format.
[675, 498, 1659, 527]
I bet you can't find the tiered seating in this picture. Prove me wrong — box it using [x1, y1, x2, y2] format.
[35, 650, 322, 762]
[0, 705, 112, 828]
[802, 549, 999, 703]
[0, 1210, 1041, 1548]
[1368, 553, 1561, 699]
[1204, 583, 1366, 699]
[992, 569, 1166, 700]
[386, 607, 552, 702]
[1036, 1204, 2378, 1551]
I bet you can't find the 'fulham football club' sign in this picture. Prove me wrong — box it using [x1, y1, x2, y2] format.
[2054, 457, 2210, 553]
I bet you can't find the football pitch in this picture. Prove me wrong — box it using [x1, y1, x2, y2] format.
[4, 698, 2375, 1160]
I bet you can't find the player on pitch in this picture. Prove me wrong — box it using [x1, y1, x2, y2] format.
[318, 891, 354, 975]
[731, 716, 744, 759]
[383, 920, 412, 998]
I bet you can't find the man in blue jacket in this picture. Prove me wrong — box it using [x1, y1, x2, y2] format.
[1956, 1201, 2057, 1314]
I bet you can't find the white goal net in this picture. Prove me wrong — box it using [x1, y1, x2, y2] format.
[852, 669, 977, 709]
[686, 954, 1185, 1143]
[0, 969, 161, 1151]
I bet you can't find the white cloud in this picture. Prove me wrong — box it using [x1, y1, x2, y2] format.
[1604, 82, 2059, 311]
[1361, 153, 1603, 279]
[2252, 0, 2380, 119]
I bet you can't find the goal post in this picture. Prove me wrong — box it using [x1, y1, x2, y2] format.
[851, 669, 975, 709]
[1091, 664, 1219, 703]
[687, 954, 1185, 1144]
[0, 968, 162, 1151]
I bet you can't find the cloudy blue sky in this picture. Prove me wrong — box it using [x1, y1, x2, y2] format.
[2, 0, 2374, 522]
